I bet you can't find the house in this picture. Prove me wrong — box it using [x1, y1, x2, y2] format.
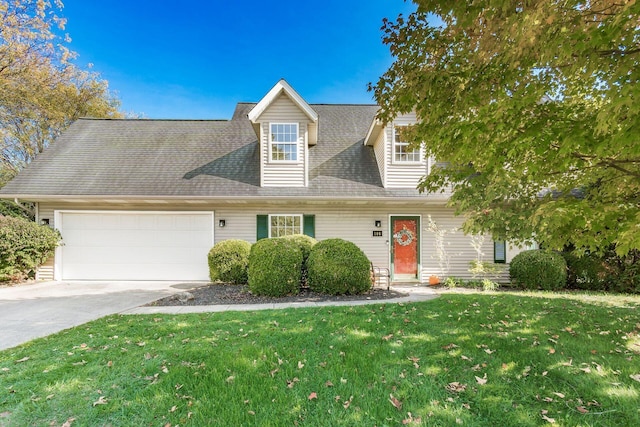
[0, 80, 524, 283]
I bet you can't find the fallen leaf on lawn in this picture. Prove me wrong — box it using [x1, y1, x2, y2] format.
[484, 348, 495, 354]
[72, 360, 87, 366]
[402, 412, 422, 425]
[382, 334, 394, 341]
[543, 397, 554, 402]
[475, 374, 487, 385]
[541, 414, 556, 423]
[576, 406, 589, 414]
[61, 418, 75, 427]
[287, 378, 299, 388]
[389, 394, 402, 410]
[445, 382, 467, 393]
[226, 375, 235, 383]
[93, 396, 108, 406]
[15, 357, 29, 363]
[308, 392, 318, 400]
[343, 395, 353, 409]
[549, 348, 556, 354]
[325, 380, 334, 387]
[340, 377, 347, 384]
[270, 368, 279, 377]
[248, 410, 255, 415]
[298, 361, 305, 369]
[552, 392, 565, 399]
[169, 405, 177, 412]
[46, 394, 54, 400]
[630, 374, 640, 382]
[442, 343, 458, 350]
[461, 355, 472, 361]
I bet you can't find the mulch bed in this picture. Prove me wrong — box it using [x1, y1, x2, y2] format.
[147, 284, 408, 306]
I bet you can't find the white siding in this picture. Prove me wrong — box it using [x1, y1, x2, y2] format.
[384, 112, 430, 189]
[372, 131, 386, 187]
[258, 95, 309, 187]
[39, 202, 511, 283]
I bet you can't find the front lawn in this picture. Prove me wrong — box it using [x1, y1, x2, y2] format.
[1, 292, 639, 426]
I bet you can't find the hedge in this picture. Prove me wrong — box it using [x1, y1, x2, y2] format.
[307, 238, 371, 295]
[0, 216, 61, 282]
[509, 250, 567, 291]
[248, 238, 302, 297]
[207, 239, 251, 284]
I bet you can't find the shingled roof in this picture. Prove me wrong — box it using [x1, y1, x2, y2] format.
[0, 103, 434, 200]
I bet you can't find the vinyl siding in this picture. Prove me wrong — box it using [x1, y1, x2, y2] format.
[39, 202, 512, 283]
[35, 204, 56, 281]
[372, 130, 386, 186]
[258, 95, 309, 187]
[384, 112, 429, 189]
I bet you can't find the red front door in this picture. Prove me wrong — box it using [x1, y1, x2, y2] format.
[391, 217, 419, 280]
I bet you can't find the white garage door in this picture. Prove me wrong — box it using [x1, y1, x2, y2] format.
[57, 211, 213, 281]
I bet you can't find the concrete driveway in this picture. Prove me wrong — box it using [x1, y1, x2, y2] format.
[0, 281, 200, 351]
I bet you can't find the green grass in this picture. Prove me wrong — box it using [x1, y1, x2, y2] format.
[1, 292, 640, 426]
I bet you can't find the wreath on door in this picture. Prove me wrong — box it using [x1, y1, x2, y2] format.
[394, 225, 414, 246]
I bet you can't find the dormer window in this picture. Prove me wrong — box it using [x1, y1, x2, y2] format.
[393, 126, 421, 163]
[270, 123, 298, 162]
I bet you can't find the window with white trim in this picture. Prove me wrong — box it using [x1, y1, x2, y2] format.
[269, 214, 302, 237]
[270, 123, 298, 161]
[393, 126, 421, 163]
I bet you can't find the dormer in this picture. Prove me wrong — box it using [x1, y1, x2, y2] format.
[364, 111, 431, 189]
[248, 80, 318, 187]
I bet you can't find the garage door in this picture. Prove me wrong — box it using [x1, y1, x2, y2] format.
[57, 211, 213, 281]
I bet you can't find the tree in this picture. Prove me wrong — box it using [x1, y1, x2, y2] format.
[371, 0, 640, 256]
[0, 0, 120, 217]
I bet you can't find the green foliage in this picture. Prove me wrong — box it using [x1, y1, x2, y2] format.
[509, 250, 567, 291]
[372, 1, 640, 256]
[281, 234, 317, 286]
[443, 276, 461, 288]
[0, 216, 61, 281]
[563, 249, 640, 294]
[207, 240, 251, 285]
[307, 238, 371, 295]
[469, 260, 505, 281]
[248, 238, 302, 297]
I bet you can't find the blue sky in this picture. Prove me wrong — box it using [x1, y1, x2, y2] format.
[61, 1, 416, 119]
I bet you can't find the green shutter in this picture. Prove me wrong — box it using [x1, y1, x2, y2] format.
[303, 214, 315, 238]
[494, 241, 506, 263]
[257, 215, 268, 240]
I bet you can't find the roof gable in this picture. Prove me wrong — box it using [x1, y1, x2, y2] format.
[247, 79, 318, 123]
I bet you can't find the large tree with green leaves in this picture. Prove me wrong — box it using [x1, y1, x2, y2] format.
[371, 0, 639, 255]
[0, 0, 120, 216]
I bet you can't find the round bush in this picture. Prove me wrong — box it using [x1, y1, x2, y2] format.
[0, 216, 61, 282]
[307, 238, 371, 295]
[509, 250, 567, 291]
[281, 234, 317, 262]
[207, 239, 251, 284]
[248, 238, 303, 297]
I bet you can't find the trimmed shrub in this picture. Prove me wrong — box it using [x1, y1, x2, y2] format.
[281, 234, 317, 286]
[207, 239, 251, 284]
[0, 216, 61, 282]
[307, 238, 371, 295]
[509, 250, 567, 291]
[248, 238, 302, 297]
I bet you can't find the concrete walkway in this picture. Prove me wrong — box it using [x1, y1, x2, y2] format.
[0, 281, 196, 351]
[0, 282, 438, 351]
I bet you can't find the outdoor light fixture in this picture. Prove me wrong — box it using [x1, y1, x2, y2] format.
[218, 219, 226, 227]
[41, 218, 50, 226]
[374, 220, 382, 228]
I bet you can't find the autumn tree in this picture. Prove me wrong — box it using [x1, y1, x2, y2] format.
[0, 0, 120, 216]
[371, 0, 640, 255]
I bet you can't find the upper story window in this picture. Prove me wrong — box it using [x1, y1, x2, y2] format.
[269, 214, 302, 237]
[393, 126, 421, 163]
[270, 123, 298, 162]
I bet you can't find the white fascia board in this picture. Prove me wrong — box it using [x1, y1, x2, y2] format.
[247, 79, 318, 123]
